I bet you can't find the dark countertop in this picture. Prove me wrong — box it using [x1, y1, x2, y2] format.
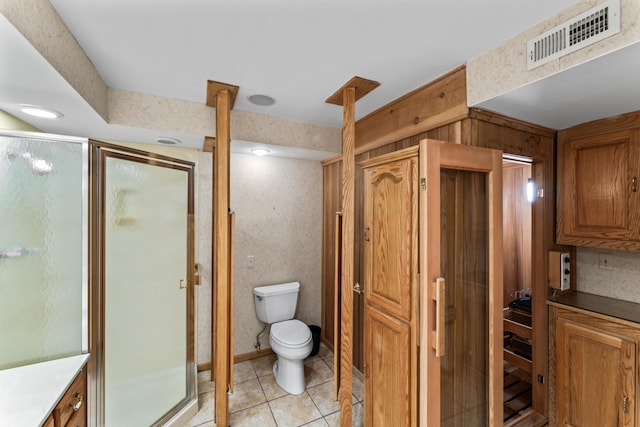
[548, 291, 640, 325]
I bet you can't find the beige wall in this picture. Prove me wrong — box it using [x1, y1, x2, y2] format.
[576, 247, 640, 303]
[230, 153, 323, 355]
[467, 0, 640, 106]
[0, 109, 40, 131]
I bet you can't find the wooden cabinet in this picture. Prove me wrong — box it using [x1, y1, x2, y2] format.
[53, 367, 87, 427]
[550, 299, 639, 427]
[362, 149, 418, 426]
[557, 114, 640, 249]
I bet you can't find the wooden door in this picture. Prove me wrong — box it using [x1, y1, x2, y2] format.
[363, 149, 418, 426]
[420, 139, 503, 427]
[556, 317, 636, 427]
[559, 130, 640, 241]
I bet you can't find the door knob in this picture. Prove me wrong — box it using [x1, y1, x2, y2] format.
[353, 283, 363, 295]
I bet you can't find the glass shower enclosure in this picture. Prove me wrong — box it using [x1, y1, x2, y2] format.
[0, 130, 88, 370]
[0, 131, 196, 426]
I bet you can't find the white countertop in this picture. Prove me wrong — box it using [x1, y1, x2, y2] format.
[0, 354, 90, 427]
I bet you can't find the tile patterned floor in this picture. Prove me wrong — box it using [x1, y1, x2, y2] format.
[185, 344, 364, 427]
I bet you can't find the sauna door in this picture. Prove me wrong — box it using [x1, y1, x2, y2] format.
[420, 139, 504, 426]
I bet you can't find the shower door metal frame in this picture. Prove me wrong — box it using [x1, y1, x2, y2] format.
[89, 141, 196, 427]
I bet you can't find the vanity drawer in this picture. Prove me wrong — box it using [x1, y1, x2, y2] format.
[53, 367, 86, 427]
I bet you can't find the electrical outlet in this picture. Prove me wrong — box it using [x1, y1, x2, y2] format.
[247, 255, 255, 269]
[598, 253, 614, 270]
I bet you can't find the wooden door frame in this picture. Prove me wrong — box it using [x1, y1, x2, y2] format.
[419, 138, 503, 426]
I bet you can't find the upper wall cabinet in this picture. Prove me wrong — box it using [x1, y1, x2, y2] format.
[557, 111, 640, 250]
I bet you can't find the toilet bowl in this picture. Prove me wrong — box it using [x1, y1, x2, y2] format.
[253, 282, 312, 395]
[269, 319, 313, 394]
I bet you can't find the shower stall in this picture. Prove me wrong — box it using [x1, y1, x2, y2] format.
[0, 131, 197, 426]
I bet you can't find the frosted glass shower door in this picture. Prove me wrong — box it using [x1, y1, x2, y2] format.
[102, 149, 195, 427]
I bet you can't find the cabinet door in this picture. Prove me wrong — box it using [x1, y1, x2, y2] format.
[560, 130, 640, 241]
[363, 156, 417, 322]
[364, 306, 411, 427]
[556, 318, 636, 427]
[363, 151, 418, 426]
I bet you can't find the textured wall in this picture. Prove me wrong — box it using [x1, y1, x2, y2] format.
[576, 247, 640, 303]
[230, 153, 323, 355]
[196, 152, 213, 365]
[467, 0, 640, 106]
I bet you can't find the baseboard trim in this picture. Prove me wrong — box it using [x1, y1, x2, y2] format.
[197, 362, 211, 372]
[235, 348, 275, 363]
[197, 348, 276, 372]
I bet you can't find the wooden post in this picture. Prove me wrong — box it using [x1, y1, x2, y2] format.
[206, 80, 238, 427]
[326, 77, 379, 427]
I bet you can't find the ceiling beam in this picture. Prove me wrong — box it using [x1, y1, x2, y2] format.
[206, 80, 240, 110]
[325, 76, 380, 106]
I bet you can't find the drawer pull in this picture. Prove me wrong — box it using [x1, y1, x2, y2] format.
[70, 392, 83, 412]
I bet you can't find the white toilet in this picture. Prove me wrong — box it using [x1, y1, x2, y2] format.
[253, 281, 313, 395]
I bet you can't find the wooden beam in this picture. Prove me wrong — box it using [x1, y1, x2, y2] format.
[206, 80, 239, 110]
[203, 136, 215, 152]
[326, 76, 378, 427]
[211, 81, 235, 427]
[325, 76, 380, 106]
[355, 66, 468, 151]
[340, 86, 355, 427]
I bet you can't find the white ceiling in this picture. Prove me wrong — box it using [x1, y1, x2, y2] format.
[2, 0, 639, 154]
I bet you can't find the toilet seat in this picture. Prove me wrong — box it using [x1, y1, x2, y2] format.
[270, 319, 312, 349]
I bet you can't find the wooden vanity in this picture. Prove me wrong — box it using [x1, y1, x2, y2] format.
[0, 354, 89, 427]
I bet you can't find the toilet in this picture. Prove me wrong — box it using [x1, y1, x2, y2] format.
[253, 281, 313, 395]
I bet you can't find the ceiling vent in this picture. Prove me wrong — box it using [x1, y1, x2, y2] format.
[527, 0, 620, 70]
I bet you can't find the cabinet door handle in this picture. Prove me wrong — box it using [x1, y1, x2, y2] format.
[623, 395, 629, 413]
[70, 392, 83, 412]
[632, 176, 638, 193]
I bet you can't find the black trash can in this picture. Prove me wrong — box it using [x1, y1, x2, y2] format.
[308, 325, 321, 357]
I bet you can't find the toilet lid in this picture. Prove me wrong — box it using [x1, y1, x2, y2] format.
[271, 320, 312, 347]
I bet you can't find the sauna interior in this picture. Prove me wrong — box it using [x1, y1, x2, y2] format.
[502, 158, 534, 421]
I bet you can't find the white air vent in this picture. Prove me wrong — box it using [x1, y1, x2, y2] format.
[527, 0, 620, 70]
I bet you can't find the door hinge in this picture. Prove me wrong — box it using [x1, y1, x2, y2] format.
[420, 178, 426, 191]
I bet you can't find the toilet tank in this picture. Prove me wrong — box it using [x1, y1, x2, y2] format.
[253, 281, 300, 323]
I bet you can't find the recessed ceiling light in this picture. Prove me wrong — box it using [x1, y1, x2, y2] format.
[156, 137, 181, 145]
[20, 105, 64, 119]
[248, 94, 276, 107]
[250, 148, 270, 156]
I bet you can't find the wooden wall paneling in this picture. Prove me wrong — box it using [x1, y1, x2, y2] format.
[355, 66, 468, 153]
